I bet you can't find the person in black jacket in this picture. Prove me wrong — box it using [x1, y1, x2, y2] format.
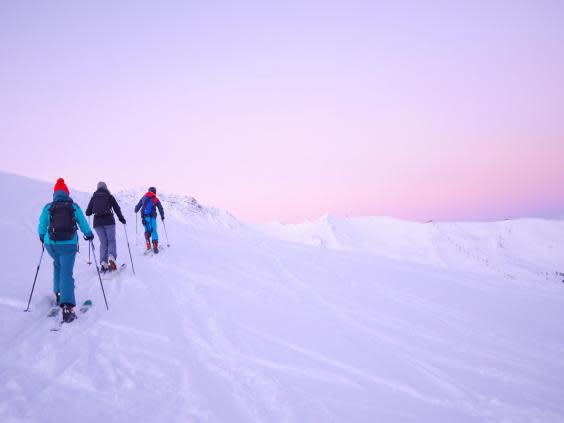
[85, 182, 126, 272]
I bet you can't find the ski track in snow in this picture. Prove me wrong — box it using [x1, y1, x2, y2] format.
[1, 170, 564, 422]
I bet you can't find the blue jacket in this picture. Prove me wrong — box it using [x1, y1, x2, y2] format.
[134, 192, 164, 219]
[38, 190, 93, 245]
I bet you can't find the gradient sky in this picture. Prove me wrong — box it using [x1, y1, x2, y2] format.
[1, 1, 563, 222]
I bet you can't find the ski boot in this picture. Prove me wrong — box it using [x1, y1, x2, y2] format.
[145, 232, 152, 251]
[152, 240, 159, 254]
[61, 304, 76, 323]
[100, 261, 109, 273]
[108, 255, 117, 271]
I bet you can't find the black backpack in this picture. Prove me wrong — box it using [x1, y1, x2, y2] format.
[92, 193, 113, 216]
[49, 201, 78, 241]
[92, 192, 112, 216]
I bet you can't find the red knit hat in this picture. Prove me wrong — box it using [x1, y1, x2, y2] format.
[53, 178, 69, 195]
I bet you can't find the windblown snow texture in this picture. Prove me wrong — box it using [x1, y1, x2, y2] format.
[1, 170, 563, 422]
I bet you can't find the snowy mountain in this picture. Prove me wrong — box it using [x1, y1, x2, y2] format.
[115, 189, 243, 231]
[1, 170, 564, 423]
[259, 214, 564, 280]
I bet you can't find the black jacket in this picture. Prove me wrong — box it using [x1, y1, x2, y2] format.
[85, 189, 126, 228]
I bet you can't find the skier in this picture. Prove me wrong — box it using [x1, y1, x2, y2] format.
[38, 178, 94, 323]
[134, 187, 165, 253]
[85, 181, 127, 272]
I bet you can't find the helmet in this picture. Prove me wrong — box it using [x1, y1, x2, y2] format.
[148, 187, 157, 194]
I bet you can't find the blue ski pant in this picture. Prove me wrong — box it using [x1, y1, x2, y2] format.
[45, 244, 77, 306]
[143, 216, 159, 241]
[95, 224, 117, 264]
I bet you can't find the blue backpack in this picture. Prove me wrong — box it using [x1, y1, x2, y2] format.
[142, 196, 155, 216]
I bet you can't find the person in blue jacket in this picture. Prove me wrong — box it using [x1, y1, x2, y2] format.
[134, 187, 165, 253]
[38, 178, 94, 323]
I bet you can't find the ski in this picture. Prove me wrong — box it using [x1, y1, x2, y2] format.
[50, 311, 63, 331]
[143, 244, 166, 256]
[79, 299, 93, 313]
[102, 263, 126, 279]
[47, 305, 59, 317]
[50, 299, 93, 331]
[48, 304, 61, 331]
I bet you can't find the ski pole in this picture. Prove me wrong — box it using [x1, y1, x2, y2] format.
[162, 218, 170, 247]
[87, 217, 92, 265]
[123, 224, 135, 275]
[24, 244, 45, 312]
[89, 240, 109, 310]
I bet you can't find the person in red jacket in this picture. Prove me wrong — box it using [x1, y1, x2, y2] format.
[134, 187, 164, 253]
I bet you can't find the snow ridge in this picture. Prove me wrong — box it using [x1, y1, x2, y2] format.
[115, 189, 243, 231]
[1, 171, 564, 423]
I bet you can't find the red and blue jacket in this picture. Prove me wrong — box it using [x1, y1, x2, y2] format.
[134, 192, 165, 219]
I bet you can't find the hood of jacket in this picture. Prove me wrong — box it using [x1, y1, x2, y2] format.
[53, 190, 72, 202]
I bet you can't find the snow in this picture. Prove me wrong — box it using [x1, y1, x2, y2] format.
[1, 170, 564, 422]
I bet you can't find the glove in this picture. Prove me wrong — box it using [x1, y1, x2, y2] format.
[161, 216, 165, 221]
[39, 234, 44, 243]
[84, 233, 94, 241]
[119, 216, 127, 224]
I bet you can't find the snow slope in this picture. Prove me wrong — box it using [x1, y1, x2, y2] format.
[1, 170, 564, 423]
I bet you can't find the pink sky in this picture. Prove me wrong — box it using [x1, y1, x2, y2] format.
[1, 1, 563, 222]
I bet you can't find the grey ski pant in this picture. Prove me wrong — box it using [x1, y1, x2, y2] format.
[94, 224, 117, 264]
